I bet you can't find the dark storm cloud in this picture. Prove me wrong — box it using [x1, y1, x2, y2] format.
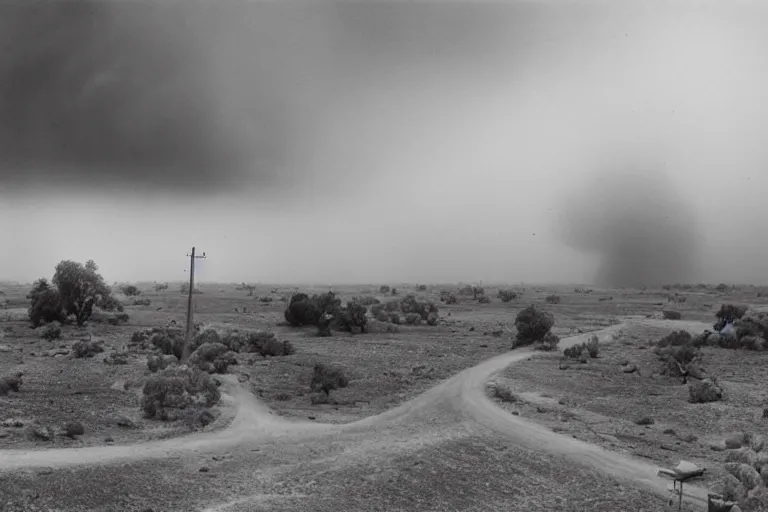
[0, 1, 533, 195]
[558, 166, 704, 288]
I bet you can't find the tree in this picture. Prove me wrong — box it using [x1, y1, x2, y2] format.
[52, 260, 114, 326]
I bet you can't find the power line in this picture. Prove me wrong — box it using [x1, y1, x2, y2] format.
[181, 247, 207, 362]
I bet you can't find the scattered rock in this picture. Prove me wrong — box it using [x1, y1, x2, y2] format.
[635, 417, 654, 426]
[0, 345, 11, 353]
[710, 443, 726, 452]
[621, 364, 637, 373]
[104, 436, 114, 443]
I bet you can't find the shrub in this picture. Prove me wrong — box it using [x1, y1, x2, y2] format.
[104, 351, 129, 365]
[417, 284, 427, 291]
[258, 296, 273, 303]
[132, 298, 151, 306]
[335, 302, 368, 334]
[497, 290, 517, 302]
[39, 322, 62, 341]
[154, 283, 169, 292]
[663, 310, 682, 320]
[189, 342, 238, 373]
[478, 295, 491, 304]
[0, 372, 23, 395]
[27, 278, 66, 327]
[257, 338, 294, 358]
[379, 285, 390, 294]
[284, 291, 341, 328]
[64, 421, 85, 438]
[72, 339, 104, 358]
[426, 311, 438, 325]
[545, 294, 561, 304]
[391, 287, 398, 295]
[376, 312, 389, 322]
[399, 295, 438, 321]
[141, 366, 220, 421]
[150, 327, 186, 359]
[147, 354, 179, 373]
[388, 313, 401, 325]
[472, 286, 485, 299]
[492, 384, 517, 403]
[716, 304, 748, 326]
[445, 294, 457, 305]
[405, 313, 422, 325]
[195, 328, 222, 346]
[689, 378, 723, 403]
[585, 335, 600, 358]
[514, 305, 555, 344]
[371, 303, 385, 317]
[563, 343, 585, 359]
[121, 285, 141, 296]
[656, 330, 692, 348]
[535, 332, 560, 351]
[384, 300, 401, 312]
[310, 363, 349, 396]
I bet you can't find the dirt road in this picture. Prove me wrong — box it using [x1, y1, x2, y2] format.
[0, 318, 713, 509]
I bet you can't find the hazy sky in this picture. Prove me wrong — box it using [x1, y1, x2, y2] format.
[2, 1, 768, 285]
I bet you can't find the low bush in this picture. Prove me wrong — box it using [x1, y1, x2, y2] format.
[384, 300, 401, 312]
[379, 285, 391, 294]
[335, 302, 368, 334]
[514, 305, 555, 345]
[147, 354, 179, 373]
[585, 335, 600, 358]
[491, 384, 517, 403]
[353, 296, 380, 306]
[39, 322, 62, 341]
[132, 298, 151, 306]
[563, 343, 586, 360]
[545, 294, 561, 304]
[310, 363, 349, 396]
[0, 372, 23, 395]
[535, 332, 560, 351]
[445, 294, 457, 305]
[188, 342, 237, 374]
[141, 366, 220, 421]
[72, 339, 104, 358]
[663, 310, 682, 320]
[405, 313, 422, 325]
[371, 303, 385, 317]
[497, 290, 517, 302]
[689, 378, 723, 403]
[104, 351, 129, 365]
[478, 295, 491, 304]
[121, 285, 141, 296]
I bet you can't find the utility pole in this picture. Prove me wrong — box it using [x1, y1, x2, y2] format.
[182, 247, 207, 362]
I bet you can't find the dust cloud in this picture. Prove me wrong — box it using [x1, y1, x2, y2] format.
[2, 2, 768, 285]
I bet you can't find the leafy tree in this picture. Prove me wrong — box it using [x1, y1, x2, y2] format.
[52, 260, 114, 326]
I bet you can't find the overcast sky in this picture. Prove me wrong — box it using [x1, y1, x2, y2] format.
[1, 1, 767, 286]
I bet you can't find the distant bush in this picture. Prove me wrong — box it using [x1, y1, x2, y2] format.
[391, 287, 398, 295]
[472, 286, 485, 300]
[141, 366, 220, 421]
[180, 283, 203, 294]
[121, 285, 141, 296]
[497, 290, 517, 302]
[535, 332, 560, 351]
[379, 285, 391, 294]
[445, 294, 457, 305]
[389, 312, 401, 325]
[563, 343, 585, 360]
[154, 283, 169, 292]
[353, 296, 380, 306]
[38, 322, 61, 341]
[258, 296, 273, 303]
[335, 302, 368, 334]
[514, 305, 555, 345]
[132, 298, 151, 306]
[656, 330, 693, 348]
[384, 300, 401, 312]
[399, 294, 438, 322]
[310, 363, 349, 396]
[417, 284, 427, 291]
[72, 339, 104, 358]
[663, 310, 682, 320]
[376, 312, 389, 322]
[405, 313, 422, 325]
[284, 291, 341, 328]
[371, 303, 385, 317]
[478, 296, 491, 304]
[585, 335, 600, 358]
[545, 294, 561, 304]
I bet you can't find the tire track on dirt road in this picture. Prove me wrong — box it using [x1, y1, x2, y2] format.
[0, 318, 713, 509]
